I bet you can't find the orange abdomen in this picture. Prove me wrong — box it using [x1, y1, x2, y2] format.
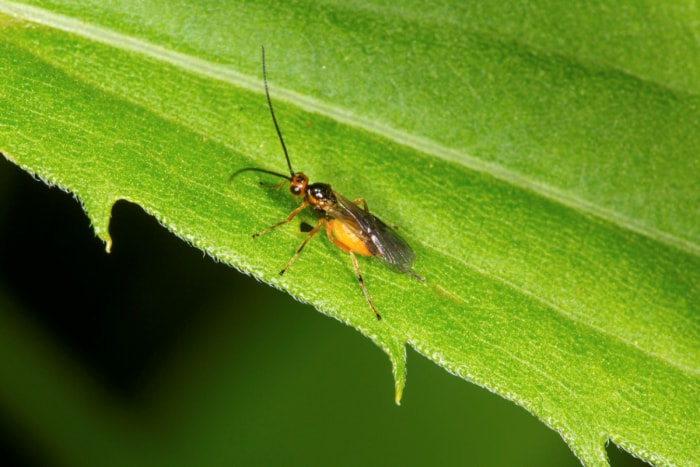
[329, 220, 372, 256]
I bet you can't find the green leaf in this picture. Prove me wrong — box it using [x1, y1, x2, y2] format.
[1, 1, 698, 466]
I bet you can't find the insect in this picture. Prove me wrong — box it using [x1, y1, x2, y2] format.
[230, 48, 423, 320]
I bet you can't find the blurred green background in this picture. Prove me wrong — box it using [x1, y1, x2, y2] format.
[0, 156, 647, 466]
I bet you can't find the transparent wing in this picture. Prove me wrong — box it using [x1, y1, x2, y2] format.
[327, 192, 417, 274]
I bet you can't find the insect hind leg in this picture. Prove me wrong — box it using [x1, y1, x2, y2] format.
[350, 252, 381, 320]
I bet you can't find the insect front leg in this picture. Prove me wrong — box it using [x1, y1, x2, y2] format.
[253, 201, 308, 238]
[259, 179, 289, 189]
[279, 218, 325, 275]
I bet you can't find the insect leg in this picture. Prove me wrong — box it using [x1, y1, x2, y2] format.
[353, 198, 369, 212]
[279, 218, 325, 275]
[259, 179, 289, 189]
[350, 251, 381, 320]
[253, 201, 308, 238]
[324, 224, 380, 319]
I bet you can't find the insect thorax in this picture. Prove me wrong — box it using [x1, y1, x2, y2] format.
[303, 183, 334, 217]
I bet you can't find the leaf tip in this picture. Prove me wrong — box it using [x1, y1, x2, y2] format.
[82, 198, 116, 254]
[394, 385, 403, 406]
[384, 338, 407, 406]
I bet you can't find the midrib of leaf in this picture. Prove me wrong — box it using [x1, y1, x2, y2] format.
[3, 0, 698, 261]
[6, 1, 700, 252]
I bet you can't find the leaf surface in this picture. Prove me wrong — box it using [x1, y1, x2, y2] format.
[1, 1, 698, 466]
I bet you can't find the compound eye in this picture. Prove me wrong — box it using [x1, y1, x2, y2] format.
[289, 173, 308, 196]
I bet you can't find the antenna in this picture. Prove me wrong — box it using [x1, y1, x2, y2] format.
[262, 46, 294, 178]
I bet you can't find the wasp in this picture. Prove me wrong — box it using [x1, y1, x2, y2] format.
[230, 48, 423, 320]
